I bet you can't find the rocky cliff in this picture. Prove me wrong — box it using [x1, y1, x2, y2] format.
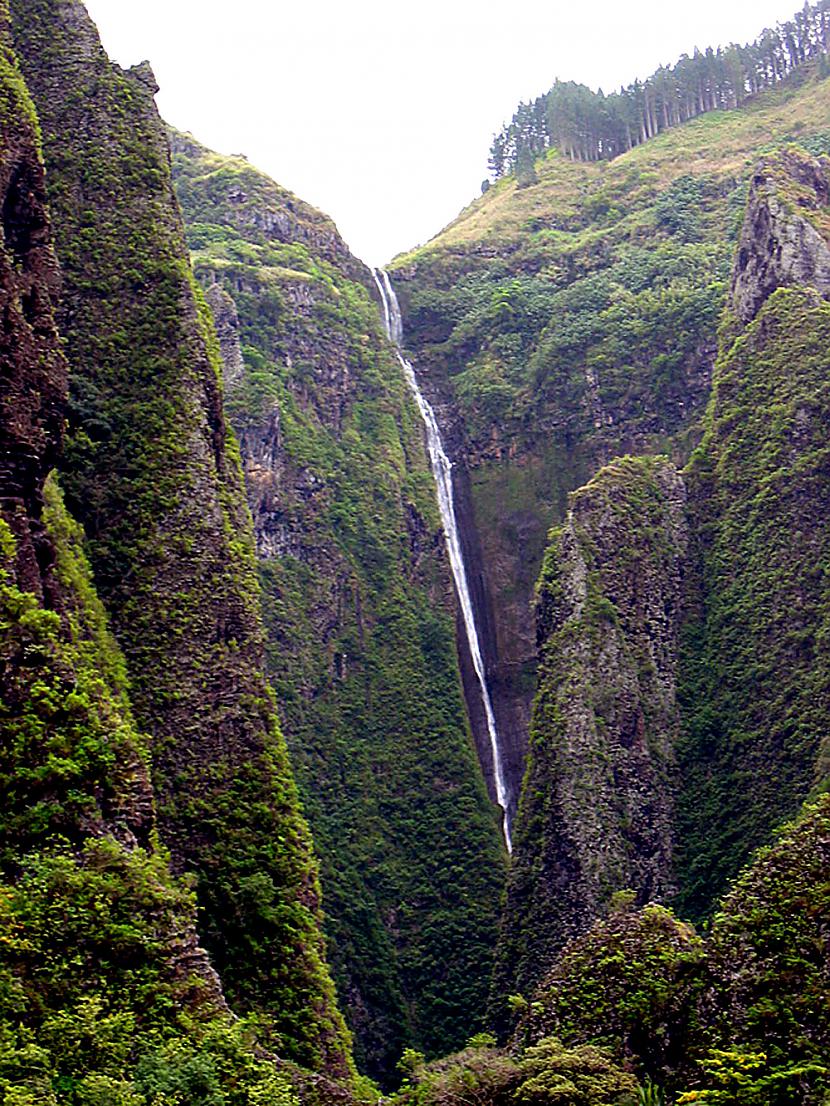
[676, 146, 830, 918]
[492, 456, 688, 1011]
[10, 0, 352, 1080]
[0, 15, 307, 1102]
[170, 131, 507, 1082]
[731, 145, 830, 322]
[390, 74, 830, 819]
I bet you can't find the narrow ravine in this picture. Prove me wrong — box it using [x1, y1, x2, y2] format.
[373, 268, 512, 852]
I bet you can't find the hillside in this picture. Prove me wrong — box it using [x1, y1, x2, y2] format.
[170, 132, 507, 1083]
[389, 68, 830, 836]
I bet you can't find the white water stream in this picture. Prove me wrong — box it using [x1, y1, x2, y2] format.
[373, 268, 512, 852]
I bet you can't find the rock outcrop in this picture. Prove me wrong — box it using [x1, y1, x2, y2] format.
[0, 19, 64, 599]
[731, 146, 830, 323]
[492, 455, 688, 1011]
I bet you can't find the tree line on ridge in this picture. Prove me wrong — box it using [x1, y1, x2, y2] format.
[488, 0, 830, 181]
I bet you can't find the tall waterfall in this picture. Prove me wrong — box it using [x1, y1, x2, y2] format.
[373, 268, 512, 852]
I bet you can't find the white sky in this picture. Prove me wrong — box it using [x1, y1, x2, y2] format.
[84, 0, 798, 265]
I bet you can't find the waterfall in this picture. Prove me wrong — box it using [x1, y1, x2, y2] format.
[373, 268, 512, 852]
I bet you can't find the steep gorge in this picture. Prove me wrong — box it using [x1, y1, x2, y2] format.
[170, 132, 506, 1082]
[3, 0, 830, 1100]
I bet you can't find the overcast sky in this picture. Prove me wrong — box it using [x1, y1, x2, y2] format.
[84, 0, 798, 265]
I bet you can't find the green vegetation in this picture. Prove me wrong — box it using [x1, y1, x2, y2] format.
[0, 481, 150, 863]
[524, 903, 704, 1085]
[0, 493, 301, 1105]
[488, 797, 830, 1104]
[677, 287, 830, 917]
[10, 0, 352, 1079]
[171, 133, 506, 1083]
[390, 1036, 638, 1105]
[490, 1, 830, 174]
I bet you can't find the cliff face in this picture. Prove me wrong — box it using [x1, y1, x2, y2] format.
[0, 21, 267, 1101]
[10, 0, 351, 1079]
[170, 132, 506, 1082]
[493, 456, 687, 1010]
[731, 146, 830, 322]
[491, 143, 830, 1008]
[0, 17, 65, 600]
[676, 146, 830, 919]
[0, 0, 152, 857]
[390, 76, 830, 816]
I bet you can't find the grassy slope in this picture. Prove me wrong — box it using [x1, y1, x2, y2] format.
[171, 134, 507, 1083]
[391, 69, 830, 467]
[382, 81, 830, 822]
[400, 72, 830, 258]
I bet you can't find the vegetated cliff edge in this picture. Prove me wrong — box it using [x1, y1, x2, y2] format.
[389, 68, 830, 828]
[517, 791, 830, 1104]
[170, 131, 507, 1082]
[10, 0, 352, 1081]
[493, 143, 830, 1014]
[0, 15, 312, 1103]
[676, 144, 830, 919]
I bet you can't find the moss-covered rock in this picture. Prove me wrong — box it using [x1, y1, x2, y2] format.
[493, 456, 688, 1011]
[522, 903, 704, 1086]
[0, 29, 308, 1100]
[170, 130, 507, 1083]
[10, 0, 352, 1079]
[676, 279, 830, 917]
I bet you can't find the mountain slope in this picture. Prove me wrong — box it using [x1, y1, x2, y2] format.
[390, 71, 830, 822]
[492, 142, 830, 1009]
[9, 0, 351, 1079]
[170, 131, 507, 1082]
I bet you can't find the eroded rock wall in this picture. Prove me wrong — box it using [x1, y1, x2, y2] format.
[492, 455, 687, 1011]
